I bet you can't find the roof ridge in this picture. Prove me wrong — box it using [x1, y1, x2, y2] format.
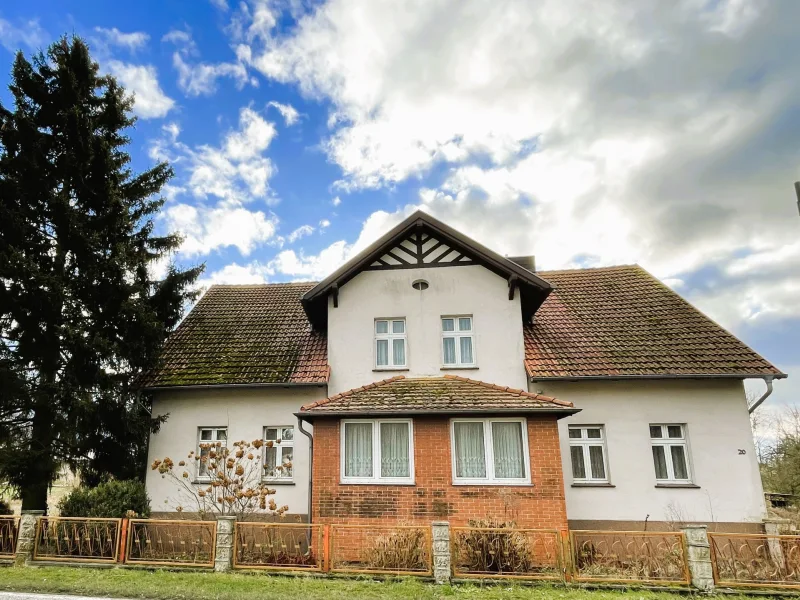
[440, 374, 572, 407]
[209, 281, 319, 289]
[537, 264, 641, 275]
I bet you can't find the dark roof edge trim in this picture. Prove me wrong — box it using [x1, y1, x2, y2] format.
[529, 373, 788, 382]
[302, 210, 553, 302]
[295, 407, 580, 419]
[143, 382, 329, 392]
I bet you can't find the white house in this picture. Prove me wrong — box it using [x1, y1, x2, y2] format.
[141, 211, 784, 531]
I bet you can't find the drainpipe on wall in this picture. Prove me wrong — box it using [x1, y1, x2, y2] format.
[297, 418, 314, 523]
[748, 376, 775, 414]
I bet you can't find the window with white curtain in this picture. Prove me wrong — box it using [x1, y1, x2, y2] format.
[374, 319, 407, 368]
[341, 419, 414, 483]
[450, 418, 530, 484]
[263, 426, 294, 481]
[197, 427, 227, 480]
[568, 425, 608, 483]
[441, 316, 475, 367]
[650, 424, 692, 483]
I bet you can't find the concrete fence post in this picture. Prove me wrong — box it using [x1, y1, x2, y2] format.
[431, 521, 451, 584]
[214, 516, 236, 572]
[764, 518, 790, 571]
[682, 525, 714, 592]
[14, 510, 44, 567]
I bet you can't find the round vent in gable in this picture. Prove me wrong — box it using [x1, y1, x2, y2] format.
[411, 279, 429, 291]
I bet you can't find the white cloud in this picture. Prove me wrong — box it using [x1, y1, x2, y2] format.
[286, 224, 314, 243]
[331, 196, 341, 207]
[163, 203, 277, 256]
[106, 61, 175, 119]
[231, 0, 800, 331]
[267, 100, 300, 126]
[94, 27, 149, 51]
[318, 219, 331, 229]
[210, 0, 230, 10]
[164, 28, 251, 96]
[0, 17, 47, 52]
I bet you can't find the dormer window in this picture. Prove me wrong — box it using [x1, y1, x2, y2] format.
[375, 319, 406, 369]
[442, 316, 475, 367]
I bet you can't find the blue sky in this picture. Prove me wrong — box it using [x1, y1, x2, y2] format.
[1, 0, 798, 411]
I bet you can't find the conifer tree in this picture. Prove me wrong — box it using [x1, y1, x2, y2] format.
[0, 37, 203, 510]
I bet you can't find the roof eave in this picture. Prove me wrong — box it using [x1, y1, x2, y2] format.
[295, 407, 580, 420]
[141, 381, 329, 392]
[529, 372, 788, 382]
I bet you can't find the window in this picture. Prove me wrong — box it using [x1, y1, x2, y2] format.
[197, 427, 227, 479]
[650, 424, 691, 483]
[450, 418, 530, 484]
[441, 316, 475, 367]
[375, 319, 406, 368]
[568, 426, 608, 483]
[341, 419, 414, 484]
[263, 426, 294, 481]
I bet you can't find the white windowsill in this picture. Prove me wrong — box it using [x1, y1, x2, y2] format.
[340, 479, 416, 486]
[262, 480, 295, 486]
[372, 367, 409, 372]
[453, 480, 532, 487]
[572, 482, 615, 488]
[441, 366, 479, 370]
[655, 482, 700, 489]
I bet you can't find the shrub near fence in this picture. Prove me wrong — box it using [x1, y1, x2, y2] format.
[0, 517, 19, 559]
[125, 519, 215, 567]
[570, 530, 689, 585]
[709, 533, 800, 587]
[329, 524, 432, 575]
[234, 523, 322, 571]
[452, 526, 563, 580]
[33, 517, 121, 563]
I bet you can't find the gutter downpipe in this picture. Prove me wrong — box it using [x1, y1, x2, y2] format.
[297, 417, 314, 523]
[748, 376, 775, 414]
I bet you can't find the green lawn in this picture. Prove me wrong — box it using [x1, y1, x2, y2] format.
[0, 567, 750, 600]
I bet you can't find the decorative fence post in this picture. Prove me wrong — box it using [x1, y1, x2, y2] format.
[214, 516, 236, 572]
[14, 510, 43, 567]
[764, 518, 790, 571]
[682, 525, 714, 592]
[431, 521, 451, 585]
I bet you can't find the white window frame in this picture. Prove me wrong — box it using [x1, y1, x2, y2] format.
[262, 425, 294, 482]
[650, 423, 692, 484]
[441, 315, 476, 367]
[340, 419, 415, 484]
[374, 318, 407, 369]
[449, 417, 531, 485]
[196, 427, 227, 481]
[568, 425, 609, 483]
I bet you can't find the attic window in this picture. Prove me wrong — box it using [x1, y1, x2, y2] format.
[412, 279, 429, 291]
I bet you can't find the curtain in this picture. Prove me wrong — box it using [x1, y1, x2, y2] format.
[492, 422, 525, 478]
[376, 339, 388, 366]
[392, 338, 405, 366]
[671, 445, 688, 479]
[570, 446, 585, 479]
[380, 422, 409, 477]
[345, 422, 373, 477]
[459, 337, 473, 363]
[589, 445, 605, 479]
[443, 337, 456, 364]
[454, 422, 486, 478]
[652, 446, 668, 479]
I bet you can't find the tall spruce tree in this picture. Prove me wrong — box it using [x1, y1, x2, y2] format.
[0, 37, 203, 510]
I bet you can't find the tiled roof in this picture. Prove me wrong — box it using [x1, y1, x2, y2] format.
[525, 265, 784, 379]
[138, 283, 328, 388]
[300, 375, 575, 415]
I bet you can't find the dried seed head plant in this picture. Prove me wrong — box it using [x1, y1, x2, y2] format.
[151, 438, 289, 520]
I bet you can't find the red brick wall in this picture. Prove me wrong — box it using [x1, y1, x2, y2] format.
[311, 416, 568, 529]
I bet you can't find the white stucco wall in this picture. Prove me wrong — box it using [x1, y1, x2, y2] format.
[533, 379, 766, 524]
[327, 265, 528, 395]
[145, 386, 326, 517]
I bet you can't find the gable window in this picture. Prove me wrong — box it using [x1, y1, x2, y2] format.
[569, 425, 608, 483]
[650, 424, 691, 483]
[263, 426, 294, 481]
[442, 316, 475, 367]
[375, 319, 406, 368]
[450, 418, 530, 484]
[197, 427, 227, 480]
[341, 419, 414, 484]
